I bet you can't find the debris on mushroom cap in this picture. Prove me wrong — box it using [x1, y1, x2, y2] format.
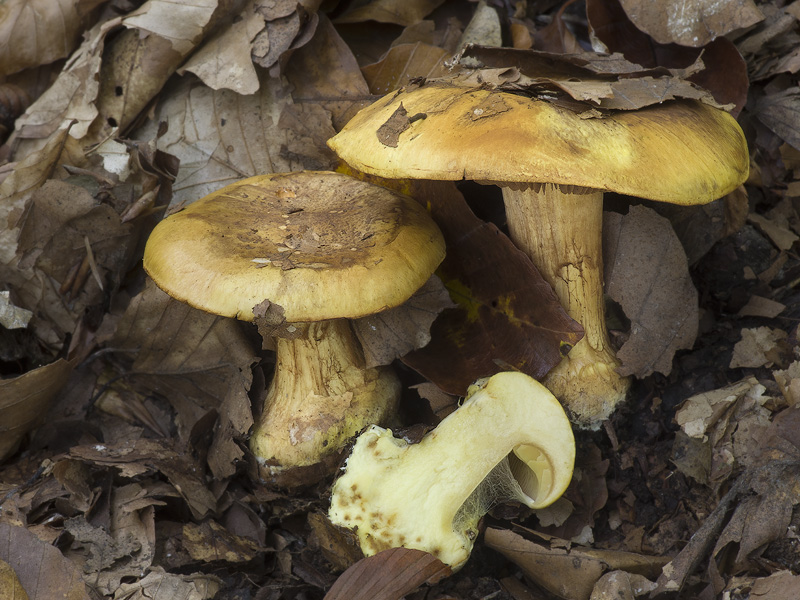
[327, 82, 749, 205]
[143, 171, 446, 322]
[328, 371, 575, 570]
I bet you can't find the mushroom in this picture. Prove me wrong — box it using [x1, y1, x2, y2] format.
[327, 83, 749, 427]
[143, 171, 445, 478]
[328, 371, 575, 569]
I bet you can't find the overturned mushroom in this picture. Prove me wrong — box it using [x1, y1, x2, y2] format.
[143, 171, 445, 480]
[327, 82, 749, 428]
[328, 371, 575, 569]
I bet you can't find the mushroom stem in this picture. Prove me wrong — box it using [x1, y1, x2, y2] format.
[328, 372, 575, 569]
[502, 183, 629, 428]
[250, 319, 400, 473]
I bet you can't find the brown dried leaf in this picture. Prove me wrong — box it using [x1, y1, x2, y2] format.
[484, 528, 667, 600]
[335, 0, 445, 27]
[134, 71, 336, 210]
[398, 181, 583, 395]
[285, 15, 373, 129]
[750, 571, 800, 599]
[0, 522, 89, 600]
[0, 559, 28, 600]
[353, 276, 455, 368]
[324, 547, 450, 600]
[361, 42, 450, 95]
[0, 0, 106, 77]
[587, 0, 749, 114]
[180, 2, 264, 94]
[618, 0, 763, 47]
[11, 18, 115, 154]
[756, 87, 800, 150]
[183, 520, 262, 563]
[123, 0, 219, 56]
[458, 45, 728, 111]
[604, 207, 698, 378]
[111, 567, 221, 600]
[730, 327, 790, 369]
[0, 359, 73, 462]
[112, 281, 256, 454]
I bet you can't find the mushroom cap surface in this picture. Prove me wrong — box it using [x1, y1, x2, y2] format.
[143, 171, 445, 322]
[328, 82, 749, 205]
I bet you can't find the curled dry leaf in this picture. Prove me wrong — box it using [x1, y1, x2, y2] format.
[0, 522, 89, 600]
[0, 558, 28, 600]
[286, 15, 373, 129]
[134, 71, 336, 210]
[352, 275, 455, 368]
[335, 0, 445, 27]
[587, 0, 749, 114]
[0, 0, 106, 77]
[617, 0, 763, 47]
[603, 206, 699, 378]
[111, 567, 221, 600]
[458, 45, 730, 112]
[182, 520, 262, 563]
[730, 326, 790, 369]
[0, 359, 73, 462]
[123, 0, 219, 56]
[484, 528, 668, 600]
[324, 547, 451, 600]
[397, 180, 583, 395]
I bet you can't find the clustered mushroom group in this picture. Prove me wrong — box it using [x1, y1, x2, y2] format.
[143, 57, 749, 570]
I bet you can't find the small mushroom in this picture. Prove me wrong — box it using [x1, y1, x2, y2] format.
[143, 171, 445, 480]
[327, 83, 749, 428]
[328, 371, 575, 569]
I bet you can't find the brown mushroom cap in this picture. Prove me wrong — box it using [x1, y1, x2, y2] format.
[143, 171, 445, 322]
[327, 82, 749, 205]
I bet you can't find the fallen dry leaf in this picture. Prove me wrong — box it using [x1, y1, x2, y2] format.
[0, 359, 73, 462]
[729, 326, 789, 368]
[353, 275, 455, 368]
[324, 547, 450, 600]
[0, 522, 89, 600]
[335, 0, 445, 27]
[0, 557, 28, 600]
[604, 206, 699, 378]
[749, 570, 800, 599]
[756, 87, 800, 150]
[361, 42, 450, 95]
[0, 0, 106, 77]
[399, 180, 583, 395]
[135, 70, 336, 210]
[617, 0, 763, 47]
[484, 527, 668, 600]
[183, 520, 262, 563]
[111, 567, 220, 600]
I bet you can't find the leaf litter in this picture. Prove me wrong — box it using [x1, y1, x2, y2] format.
[1, 0, 800, 598]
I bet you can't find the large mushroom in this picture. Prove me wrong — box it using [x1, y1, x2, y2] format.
[327, 82, 749, 427]
[143, 171, 445, 479]
[328, 371, 575, 569]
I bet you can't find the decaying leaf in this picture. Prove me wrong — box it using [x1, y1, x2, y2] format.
[183, 520, 262, 563]
[617, 0, 763, 47]
[0, 558, 28, 600]
[361, 42, 450, 95]
[729, 326, 790, 368]
[484, 527, 668, 600]
[134, 71, 336, 210]
[353, 275, 455, 368]
[335, 0, 445, 27]
[111, 567, 221, 600]
[0, 0, 106, 77]
[0, 522, 89, 600]
[456, 44, 731, 112]
[399, 180, 583, 395]
[604, 206, 699, 378]
[0, 359, 73, 462]
[324, 547, 450, 600]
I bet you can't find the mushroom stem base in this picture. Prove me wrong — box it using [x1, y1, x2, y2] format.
[249, 319, 400, 476]
[502, 184, 629, 428]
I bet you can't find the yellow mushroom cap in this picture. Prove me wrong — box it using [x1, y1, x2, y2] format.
[328, 82, 749, 205]
[143, 171, 445, 322]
